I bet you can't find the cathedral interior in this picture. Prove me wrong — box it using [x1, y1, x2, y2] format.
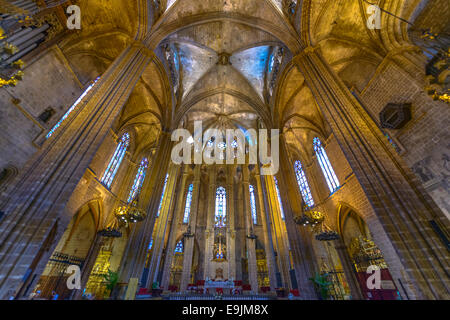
[0, 0, 449, 301]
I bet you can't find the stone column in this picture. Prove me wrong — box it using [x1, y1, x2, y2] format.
[255, 167, 278, 291]
[117, 132, 173, 291]
[242, 166, 259, 293]
[71, 235, 104, 300]
[295, 48, 450, 299]
[262, 172, 291, 289]
[275, 136, 318, 299]
[0, 42, 153, 299]
[160, 165, 189, 290]
[179, 165, 201, 292]
[226, 165, 236, 280]
[203, 166, 216, 279]
[146, 163, 181, 286]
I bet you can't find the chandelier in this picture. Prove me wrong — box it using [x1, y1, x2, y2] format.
[294, 209, 324, 226]
[115, 198, 146, 224]
[99, 198, 146, 238]
[97, 218, 123, 238]
[295, 209, 339, 241]
[314, 224, 340, 241]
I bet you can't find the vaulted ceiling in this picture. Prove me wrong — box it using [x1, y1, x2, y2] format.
[152, 0, 300, 137]
[59, 0, 435, 160]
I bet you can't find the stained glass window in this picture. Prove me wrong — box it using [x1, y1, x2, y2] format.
[127, 158, 149, 203]
[313, 137, 340, 193]
[249, 184, 258, 225]
[215, 186, 227, 228]
[166, 0, 176, 11]
[174, 240, 183, 253]
[183, 184, 194, 224]
[205, 138, 238, 149]
[157, 174, 169, 217]
[272, 0, 283, 11]
[274, 177, 285, 220]
[148, 238, 153, 250]
[268, 53, 276, 73]
[215, 250, 224, 260]
[294, 160, 314, 208]
[101, 133, 130, 188]
[46, 77, 99, 139]
[384, 132, 401, 153]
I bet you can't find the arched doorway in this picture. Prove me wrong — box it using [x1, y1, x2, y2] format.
[338, 204, 401, 300]
[33, 201, 100, 299]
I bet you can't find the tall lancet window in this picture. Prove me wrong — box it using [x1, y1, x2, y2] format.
[166, 0, 177, 11]
[46, 77, 99, 139]
[249, 184, 258, 224]
[183, 184, 194, 224]
[215, 186, 227, 228]
[101, 133, 130, 188]
[294, 160, 314, 207]
[313, 137, 340, 193]
[127, 158, 149, 203]
[274, 177, 285, 220]
[148, 238, 153, 250]
[157, 174, 169, 217]
[272, 0, 283, 11]
[174, 240, 183, 253]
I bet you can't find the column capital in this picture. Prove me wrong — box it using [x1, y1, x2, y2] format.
[130, 40, 156, 60]
[293, 46, 318, 64]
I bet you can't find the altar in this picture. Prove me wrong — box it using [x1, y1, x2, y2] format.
[203, 279, 235, 294]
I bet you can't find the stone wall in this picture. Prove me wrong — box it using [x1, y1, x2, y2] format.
[412, 0, 450, 33]
[0, 46, 84, 175]
[359, 60, 450, 220]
